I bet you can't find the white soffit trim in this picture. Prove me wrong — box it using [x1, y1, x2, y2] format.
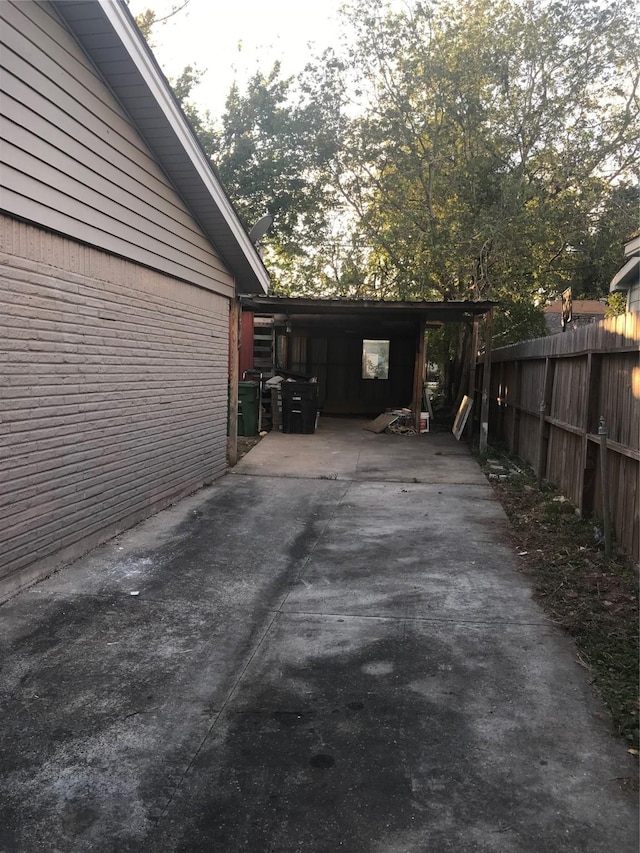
[624, 235, 640, 257]
[610, 256, 640, 293]
[98, 0, 270, 293]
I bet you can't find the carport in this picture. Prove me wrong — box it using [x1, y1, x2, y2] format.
[229, 297, 496, 463]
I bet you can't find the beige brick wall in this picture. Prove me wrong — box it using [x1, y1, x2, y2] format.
[0, 217, 230, 600]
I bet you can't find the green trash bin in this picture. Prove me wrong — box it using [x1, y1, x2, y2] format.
[237, 381, 259, 436]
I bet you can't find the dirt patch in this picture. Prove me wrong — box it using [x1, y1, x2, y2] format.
[227, 435, 263, 466]
[237, 436, 262, 462]
[481, 447, 639, 759]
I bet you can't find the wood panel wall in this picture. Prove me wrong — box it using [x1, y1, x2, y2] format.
[479, 313, 639, 560]
[282, 333, 415, 415]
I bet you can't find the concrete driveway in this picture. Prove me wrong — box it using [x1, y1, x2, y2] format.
[1, 419, 637, 852]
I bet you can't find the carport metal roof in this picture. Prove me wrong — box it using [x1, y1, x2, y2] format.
[241, 296, 496, 327]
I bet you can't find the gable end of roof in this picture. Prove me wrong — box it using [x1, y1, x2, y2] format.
[53, 0, 269, 295]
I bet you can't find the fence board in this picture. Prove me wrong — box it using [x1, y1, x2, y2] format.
[480, 314, 640, 560]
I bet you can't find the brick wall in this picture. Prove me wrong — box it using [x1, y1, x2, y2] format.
[1, 217, 230, 600]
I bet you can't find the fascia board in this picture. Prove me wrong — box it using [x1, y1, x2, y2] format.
[610, 256, 640, 292]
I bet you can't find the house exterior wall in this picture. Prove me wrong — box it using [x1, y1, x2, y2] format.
[0, 0, 234, 298]
[1, 217, 230, 601]
[0, 1, 244, 600]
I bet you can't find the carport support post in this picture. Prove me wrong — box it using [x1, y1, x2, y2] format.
[413, 316, 427, 432]
[478, 307, 494, 456]
[228, 297, 240, 467]
[465, 316, 480, 441]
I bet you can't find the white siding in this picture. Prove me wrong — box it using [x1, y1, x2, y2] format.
[0, 0, 234, 297]
[0, 216, 230, 600]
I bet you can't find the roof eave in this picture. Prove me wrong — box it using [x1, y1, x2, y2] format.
[610, 256, 640, 293]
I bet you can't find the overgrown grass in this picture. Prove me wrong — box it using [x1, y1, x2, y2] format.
[482, 447, 639, 753]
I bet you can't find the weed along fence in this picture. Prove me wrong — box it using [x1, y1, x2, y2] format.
[478, 313, 640, 561]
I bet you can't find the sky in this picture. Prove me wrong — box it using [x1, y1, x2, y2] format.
[127, 0, 347, 117]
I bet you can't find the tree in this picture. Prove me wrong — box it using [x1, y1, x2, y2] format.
[134, 16, 340, 284]
[133, 0, 639, 354]
[308, 0, 639, 311]
[134, 1, 191, 42]
[566, 184, 640, 300]
[210, 64, 337, 259]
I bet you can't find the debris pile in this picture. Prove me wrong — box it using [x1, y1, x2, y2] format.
[381, 408, 413, 434]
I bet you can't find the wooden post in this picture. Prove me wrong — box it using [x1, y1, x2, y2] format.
[598, 417, 613, 557]
[536, 357, 555, 487]
[509, 360, 522, 456]
[465, 317, 479, 441]
[478, 307, 494, 455]
[228, 297, 240, 467]
[580, 353, 601, 515]
[535, 397, 547, 488]
[413, 316, 427, 432]
[498, 360, 507, 436]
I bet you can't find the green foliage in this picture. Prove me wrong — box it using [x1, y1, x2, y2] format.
[567, 185, 640, 300]
[309, 0, 639, 320]
[209, 64, 339, 251]
[135, 0, 639, 349]
[134, 9, 156, 41]
[606, 292, 628, 317]
[170, 65, 219, 156]
[134, 1, 192, 43]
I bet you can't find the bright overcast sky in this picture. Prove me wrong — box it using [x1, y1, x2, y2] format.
[126, 0, 346, 117]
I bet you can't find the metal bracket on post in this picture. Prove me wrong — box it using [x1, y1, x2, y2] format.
[598, 416, 613, 557]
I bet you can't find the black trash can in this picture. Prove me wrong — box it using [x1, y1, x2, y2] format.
[280, 382, 319, 434]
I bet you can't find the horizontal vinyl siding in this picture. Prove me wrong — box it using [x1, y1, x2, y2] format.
[0, 0, 233, 297]
[0, 218, 230, 599]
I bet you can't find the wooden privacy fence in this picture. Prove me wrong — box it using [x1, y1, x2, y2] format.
[478, 313, 639, 561]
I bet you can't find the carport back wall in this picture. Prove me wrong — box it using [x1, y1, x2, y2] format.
[286, 332, 415, 414]
[0, 217, 229, 601]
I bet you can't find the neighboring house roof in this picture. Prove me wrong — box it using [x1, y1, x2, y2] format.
[53, 0, 269, 295]
[543, 299, 606, 335]
[543, 299, 607, 316]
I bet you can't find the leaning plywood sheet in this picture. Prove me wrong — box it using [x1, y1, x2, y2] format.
[363, 413, 399, 433]
[452, 395, 473, 440]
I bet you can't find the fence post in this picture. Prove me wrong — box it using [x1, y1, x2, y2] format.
[536, 399, 546, 487]
[479, 307, 494, 456]
[509, 359, 522, 456]
[598, 417, 613, 557]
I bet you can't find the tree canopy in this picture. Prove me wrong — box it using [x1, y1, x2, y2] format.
[137, 0, 640, 342]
